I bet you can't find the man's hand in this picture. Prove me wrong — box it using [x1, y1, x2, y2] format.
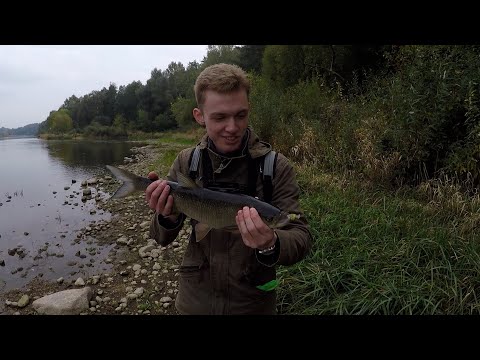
[145, 172, 178, 223]
[236, 206, 276, 250]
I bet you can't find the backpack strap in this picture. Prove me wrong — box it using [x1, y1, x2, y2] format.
[188, 144, 278, 204]
[188, 145, 202, 180]
[261, 150, 277, 204]
[246, 152, 258, 197]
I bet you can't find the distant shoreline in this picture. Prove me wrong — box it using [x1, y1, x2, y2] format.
[0, 135, 37, 139]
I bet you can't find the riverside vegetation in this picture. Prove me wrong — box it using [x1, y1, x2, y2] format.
[4, 45, 480, 314]
[1, 129, 479, 315]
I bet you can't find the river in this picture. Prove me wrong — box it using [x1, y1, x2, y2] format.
[0, 137, 146, 292]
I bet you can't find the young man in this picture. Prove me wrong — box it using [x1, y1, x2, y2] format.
[145, 63, 312, 315]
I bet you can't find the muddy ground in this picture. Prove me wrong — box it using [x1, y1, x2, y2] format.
[0, 144, 189, 315]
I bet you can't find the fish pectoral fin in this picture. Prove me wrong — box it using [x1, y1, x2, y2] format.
[194, 223, 212, 242]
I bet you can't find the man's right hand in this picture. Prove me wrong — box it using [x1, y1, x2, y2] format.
[145, 172, 178, 222]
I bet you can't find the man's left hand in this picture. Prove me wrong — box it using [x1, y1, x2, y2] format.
[236, 206, 276, 250]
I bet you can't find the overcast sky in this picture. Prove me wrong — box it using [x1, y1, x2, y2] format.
[0, 45, 208, 129]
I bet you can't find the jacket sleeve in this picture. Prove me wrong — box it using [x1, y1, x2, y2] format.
[268, 153, 313, 266]
[149, 148, 193, 247]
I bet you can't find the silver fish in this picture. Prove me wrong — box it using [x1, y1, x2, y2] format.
[106, 165, 298, 240]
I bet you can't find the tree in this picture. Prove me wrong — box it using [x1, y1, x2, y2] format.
[201, 45, 241, 68]
[237, 45, 266, 74]
[262, 45, 305, 88]
[115, 81, 143, 124]
[47, 109, 73, 134]
[171, 97, 196, 128]
[102, 83, 117, 123]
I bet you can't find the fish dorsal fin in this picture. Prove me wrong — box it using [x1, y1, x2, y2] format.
[176, 171, 199, 189]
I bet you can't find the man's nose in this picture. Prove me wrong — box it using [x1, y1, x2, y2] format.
[225, 117, 238, 132]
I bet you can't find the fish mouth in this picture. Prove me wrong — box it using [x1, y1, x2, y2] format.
[270, 211, 291, 229]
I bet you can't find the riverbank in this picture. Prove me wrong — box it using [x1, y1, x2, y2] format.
[0, 143, 190, 315]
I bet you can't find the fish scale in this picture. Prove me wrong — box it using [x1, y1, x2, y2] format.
[173, 189, 250, 228]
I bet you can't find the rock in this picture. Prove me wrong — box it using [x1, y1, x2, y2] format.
[56, 277, 64, 284]
[146, 239, 158, 247]
[17, 294, 30, 308]
[132, 264, 142, 272]
[32, 287, 93, 315]
[0, 259, 4, 266]
[116, 236, 128, 245]
[75, 278, 85, 286]
[138, 245, 156, 258]
[133, 287, 144, 296]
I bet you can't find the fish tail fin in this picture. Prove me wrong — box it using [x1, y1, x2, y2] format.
[106, 165, 149, 199]
[110, 181, 137, 199]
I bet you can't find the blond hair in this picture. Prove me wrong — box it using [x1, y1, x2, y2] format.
[194, 63, 250, 108]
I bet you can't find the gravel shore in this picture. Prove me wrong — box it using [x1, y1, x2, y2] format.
[1, 144, 189, 315]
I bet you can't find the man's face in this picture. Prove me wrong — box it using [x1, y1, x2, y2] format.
[193, 89, 249, 154]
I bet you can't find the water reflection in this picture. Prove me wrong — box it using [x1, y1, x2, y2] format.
[0, 137, 146, 293]
[44, 140, 137, 167]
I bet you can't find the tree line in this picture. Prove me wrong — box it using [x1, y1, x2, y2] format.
[1, 123, 40, 137]
[38, 45, 480, 188]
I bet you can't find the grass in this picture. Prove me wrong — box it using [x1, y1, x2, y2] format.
[276, 164, 480, 315]
[150, 132, 480, 315]
[146, 128, 205, 175]
[154, 127, 205, 147]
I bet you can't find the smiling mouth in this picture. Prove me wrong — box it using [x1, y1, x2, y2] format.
[224, 136, 238, 142]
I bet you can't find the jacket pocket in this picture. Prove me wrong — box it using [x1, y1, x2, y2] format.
[179, 264, 204, 276]
[243, 258, 277, 291]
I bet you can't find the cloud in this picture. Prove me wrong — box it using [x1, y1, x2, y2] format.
[0, 45, 208, 128]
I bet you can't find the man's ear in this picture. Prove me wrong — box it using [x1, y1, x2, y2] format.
[193, 108, 205, 127]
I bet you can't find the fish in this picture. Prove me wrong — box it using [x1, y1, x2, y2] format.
[105, 165, 300, 240]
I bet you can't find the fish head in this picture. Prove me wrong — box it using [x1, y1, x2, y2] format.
[261, 211, 301, 229]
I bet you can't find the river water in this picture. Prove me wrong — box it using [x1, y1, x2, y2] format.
[0, 137, 145, 292]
